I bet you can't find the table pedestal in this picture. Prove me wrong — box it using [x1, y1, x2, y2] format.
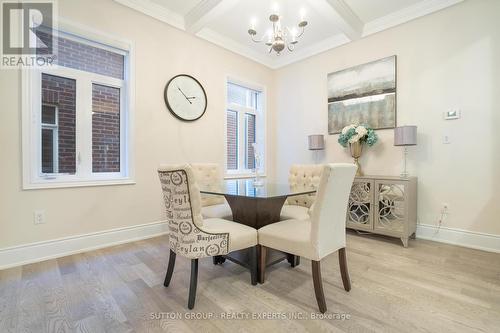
[221, 195, 300, 283]
[224, 196, 287, 229]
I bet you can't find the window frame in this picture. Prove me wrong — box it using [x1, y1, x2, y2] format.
[22, 20, 135, 189]
[41, 104, 59, 174]
[225, 78, 266, 178]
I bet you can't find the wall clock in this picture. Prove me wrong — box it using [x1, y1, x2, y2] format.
[164, 74, 207, 121]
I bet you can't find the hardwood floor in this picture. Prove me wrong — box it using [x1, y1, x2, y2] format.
[1, 231, 499, 333]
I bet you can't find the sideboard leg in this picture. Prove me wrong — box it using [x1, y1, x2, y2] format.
[410, 232, 416, 239]
[401, 237, 409, 248]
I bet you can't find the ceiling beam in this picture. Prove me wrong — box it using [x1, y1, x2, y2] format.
[184, 0, 238, 34]
[306, 0, 364, 41]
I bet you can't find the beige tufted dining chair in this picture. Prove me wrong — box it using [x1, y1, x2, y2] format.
[158, 165, 258, 309]
[259, 163, 357, 313]
[280, 164, 324, 221]
[191, 163, 233, 221]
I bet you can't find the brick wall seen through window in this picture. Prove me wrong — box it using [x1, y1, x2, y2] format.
[32, 29, 128, 185]
[38, 31, 124, 79]
[92, 84, 121, 173]
[41, 74, 76, 174]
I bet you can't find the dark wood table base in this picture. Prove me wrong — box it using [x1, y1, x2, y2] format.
[216, 194, 300, 282]
[224, 196, 288, 229]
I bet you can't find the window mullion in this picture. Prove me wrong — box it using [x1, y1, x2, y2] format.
[76, 74, 93, 178]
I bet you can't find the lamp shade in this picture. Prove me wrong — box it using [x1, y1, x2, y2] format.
[308, 135, 325, 150]
[394, 126, 417, 146]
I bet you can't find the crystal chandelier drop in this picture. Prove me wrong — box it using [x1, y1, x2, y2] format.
[248, 11, 308, 55]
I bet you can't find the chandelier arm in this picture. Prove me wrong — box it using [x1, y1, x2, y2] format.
[250, 35, 268, 43]
[296, 26, 306, 39]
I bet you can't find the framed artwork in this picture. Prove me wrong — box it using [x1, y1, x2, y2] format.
[328, 56, 396, 134]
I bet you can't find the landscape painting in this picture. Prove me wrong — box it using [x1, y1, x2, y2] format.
[328, 56, 396, 134]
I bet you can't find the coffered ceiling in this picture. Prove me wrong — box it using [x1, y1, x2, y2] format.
[114, 0, 463, 69]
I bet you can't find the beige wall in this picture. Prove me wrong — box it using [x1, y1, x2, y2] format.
[1, 0, 499, 250]
[0, 0, 276, 248]
[274, 0, 500, 235]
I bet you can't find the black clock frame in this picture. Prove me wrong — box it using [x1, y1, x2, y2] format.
[164, 74, 207, 122]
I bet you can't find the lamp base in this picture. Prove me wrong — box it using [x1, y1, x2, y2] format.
[400, 147, 409, 178]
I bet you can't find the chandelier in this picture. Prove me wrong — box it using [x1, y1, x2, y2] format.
[248, 11, 308, 55]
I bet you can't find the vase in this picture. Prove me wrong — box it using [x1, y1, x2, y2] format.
[349, 141, 363, 176]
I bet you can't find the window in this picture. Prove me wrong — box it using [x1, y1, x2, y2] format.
[23, 27, 133, 188]
[226, 81, 264, 176]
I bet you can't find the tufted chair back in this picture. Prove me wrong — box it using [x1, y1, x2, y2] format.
[286, 164, 324, 207]
[191, 163, 225, 207]
[158, 165, 229, 259]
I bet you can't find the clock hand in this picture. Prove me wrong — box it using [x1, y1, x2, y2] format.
[177, 86, 192, 104]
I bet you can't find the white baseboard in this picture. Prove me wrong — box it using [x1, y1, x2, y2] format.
[1, 221, 497, 270]
[416, 223, 500, 253]
[0, 221, 168, 270]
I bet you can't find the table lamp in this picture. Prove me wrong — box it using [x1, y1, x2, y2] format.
[308, 135, 324, 164]
[394, 126, 417, 178]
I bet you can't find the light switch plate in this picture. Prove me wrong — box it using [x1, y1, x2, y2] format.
[444, 109, 460, 120]
[34, 210, 45, 224]
[443, 135, 451, 144]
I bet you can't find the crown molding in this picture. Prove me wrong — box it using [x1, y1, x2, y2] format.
[113, 0, 185, 30]
[272, 34, 350, 69]
[196, 28, 277, 68]
[185, 0, 238, 34]
[363, 0, 464, 36]
[113, 0, 465, 69]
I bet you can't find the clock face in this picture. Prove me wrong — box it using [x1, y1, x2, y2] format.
[164, 74, 207, 121]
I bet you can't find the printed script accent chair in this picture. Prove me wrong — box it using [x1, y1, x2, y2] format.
[158, 165, 258, 309]
[259, 163, 357, 313]
[280, 164, 324, 221]
[191, 163, 233, 221]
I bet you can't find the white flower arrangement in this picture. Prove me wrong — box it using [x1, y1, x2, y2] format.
[338, 124, 378, 147]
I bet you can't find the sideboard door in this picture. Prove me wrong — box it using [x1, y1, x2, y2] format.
[347, 179, 374, 231]
[374, 180, 408, 238]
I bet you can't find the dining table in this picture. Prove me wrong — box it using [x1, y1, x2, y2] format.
[200, 178, 316, 283]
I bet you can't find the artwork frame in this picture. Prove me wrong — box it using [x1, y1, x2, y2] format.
[328, 56, 397, 135]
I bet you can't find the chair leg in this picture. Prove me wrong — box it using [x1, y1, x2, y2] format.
[338, 248, 351, 292]
[259, 245, 267, 284]
[188, 259, 198, 310]
[249, 246, 258, 286]
[312, 260, 327, 313]
[287, 254, 300, 268]
[163, 249, 176, 287]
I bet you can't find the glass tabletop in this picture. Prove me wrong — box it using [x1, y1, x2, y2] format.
[200, 179, 315, 199]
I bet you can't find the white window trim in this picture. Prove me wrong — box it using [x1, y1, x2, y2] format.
[22, 19, 135, 190]
[224, 77, 266, 179]
[41, 104, 59, 174]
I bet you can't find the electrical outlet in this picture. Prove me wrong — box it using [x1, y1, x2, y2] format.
[34, 210, 45, 225]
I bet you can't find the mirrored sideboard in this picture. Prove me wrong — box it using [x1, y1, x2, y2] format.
[347, 176, 417, 247]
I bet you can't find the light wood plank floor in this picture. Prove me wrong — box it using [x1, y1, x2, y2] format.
[1, 231, 499, 333]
